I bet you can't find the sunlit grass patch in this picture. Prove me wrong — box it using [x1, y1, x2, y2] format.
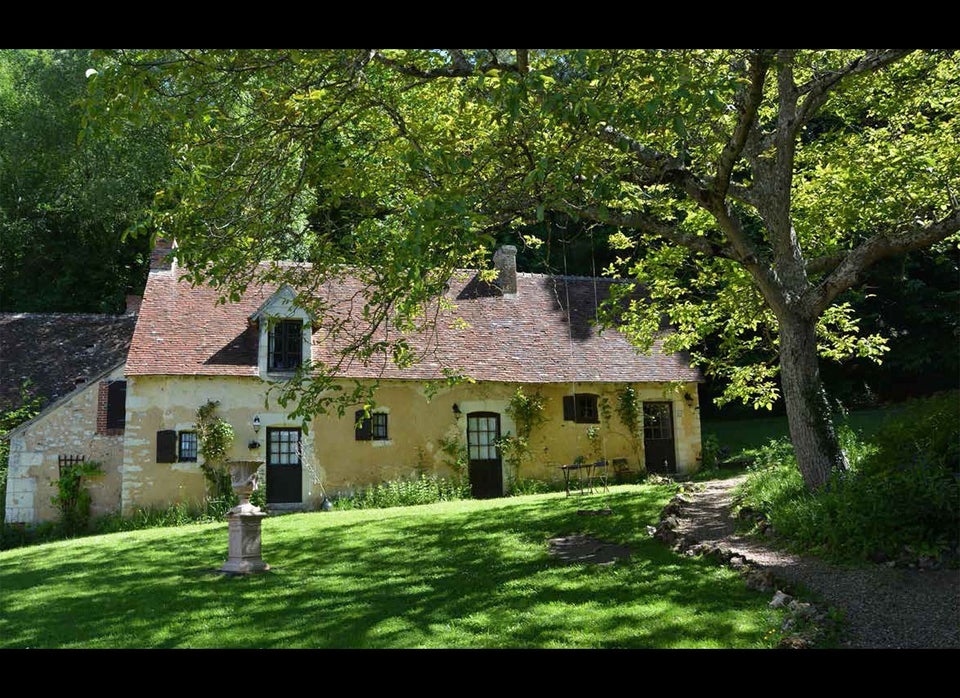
[0, 484, 781, 648]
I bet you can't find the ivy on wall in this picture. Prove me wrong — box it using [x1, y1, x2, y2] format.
[195, 400, 235, 499]
[499, 388, 548, 478]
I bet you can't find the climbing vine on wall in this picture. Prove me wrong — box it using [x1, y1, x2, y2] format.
[616, 385, 646, 473]
[195, 400, 235, 499]
[51, 460, 103, 535]
[499, 388, 548, 477]
[438, 432, 468, 484]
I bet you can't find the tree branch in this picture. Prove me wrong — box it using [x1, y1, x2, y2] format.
[794, 50, 914, 130]
[712, 50, 770, 201]
[516, 49, 529, 74]
[807, 209, 960, 315]
[598, 124, 720, 210]
[555, 203, 736, 260]
[595, 125, 779, 301]
[373, 49, 525, 79]
[598, 125, 684, 180]
[448, 49, 472, 73]
[373, 52, 475, 79]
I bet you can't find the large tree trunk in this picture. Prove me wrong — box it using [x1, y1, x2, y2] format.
[779, 314, 849, 489]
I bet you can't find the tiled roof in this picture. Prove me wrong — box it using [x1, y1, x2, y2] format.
[0, 312, 137, 409]
[126, 266, 702, 384]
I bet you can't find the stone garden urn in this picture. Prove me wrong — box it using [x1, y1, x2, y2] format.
[219, 460, 270, 575]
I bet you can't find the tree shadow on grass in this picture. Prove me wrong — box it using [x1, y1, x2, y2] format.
[0, 488, 777, 648]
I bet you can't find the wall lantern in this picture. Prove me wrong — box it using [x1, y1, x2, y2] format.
[452, 403, 461, 416]
[249, 415, 262, 449]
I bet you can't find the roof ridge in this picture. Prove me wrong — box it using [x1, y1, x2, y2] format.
[0, 312, 135, 321]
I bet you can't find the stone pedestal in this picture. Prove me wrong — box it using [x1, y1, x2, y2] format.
[220, 460, 270, 575]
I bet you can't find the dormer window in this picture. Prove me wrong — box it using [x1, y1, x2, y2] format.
[251, 285, 313, 378]
[269, 320, 303, 371]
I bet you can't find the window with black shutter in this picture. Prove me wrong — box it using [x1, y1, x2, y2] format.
[562, 393, 599, 424]
[157, 430, 177, 463]
[178, 431, 198, 462]
[106, 380, 126, 429]
[372, 413, 388, 440]
[268, 320, 303, 371]
[355, 410, 389, 441]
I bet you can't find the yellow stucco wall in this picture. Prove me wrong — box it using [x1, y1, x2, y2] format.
[122, 375, 702, 512]
[4, 364, 125, 524]
[309, 379, 702, 494]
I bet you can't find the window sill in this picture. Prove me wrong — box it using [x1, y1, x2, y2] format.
[371, 439, 393, 448]
[263, 370, 299, 381]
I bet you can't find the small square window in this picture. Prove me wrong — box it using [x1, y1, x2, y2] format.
[563, 394, 599, 424]
[355, 410, 389, 441]
[179, 432, 198, 462]
[372, 413, 388, 441]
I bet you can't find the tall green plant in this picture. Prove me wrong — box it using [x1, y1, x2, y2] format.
[616, 385, 646, 474]
[194, 400, 234, 499]
[500, 388, 547, 477]
[438, 432, 468, 484]
[736, 396, 960, 563]
[51, 460, 102, 536]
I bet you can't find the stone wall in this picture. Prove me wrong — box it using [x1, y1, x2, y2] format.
[4, 364, 126, 524]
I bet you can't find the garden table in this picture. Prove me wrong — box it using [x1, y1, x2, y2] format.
[560, 460, 609, 496]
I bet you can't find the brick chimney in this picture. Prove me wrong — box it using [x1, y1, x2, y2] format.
[125, 295, 142, 316]
[149, 237, 177, 271]
[493, 245, 517, 296]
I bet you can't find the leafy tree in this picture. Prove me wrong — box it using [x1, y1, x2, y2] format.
[0, 49, 171, 313]
[820, 247, 959, 406]
[89, 49, 959, 490]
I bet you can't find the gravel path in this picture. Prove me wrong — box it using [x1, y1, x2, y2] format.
[674, 475, 960, 649]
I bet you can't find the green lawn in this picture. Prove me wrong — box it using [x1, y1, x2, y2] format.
[0, 485, 782, 648]
[702, 407, 898, 458]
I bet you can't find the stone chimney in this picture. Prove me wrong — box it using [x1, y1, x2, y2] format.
[149, 237, 177, 271]
[125, 295, 142, 316]
[493, 245, 517, 296]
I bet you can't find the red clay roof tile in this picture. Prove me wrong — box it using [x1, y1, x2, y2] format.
[126, 266, 702, 384]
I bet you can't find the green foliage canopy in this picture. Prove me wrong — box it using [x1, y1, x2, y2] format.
[0, 49, 171, 312]
[88, 49, 960, 489]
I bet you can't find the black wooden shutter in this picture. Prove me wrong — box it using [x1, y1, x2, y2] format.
[355, 410, 371, 440]
[106, 380, 126, 429]
[156, 430, 177, 463]
[563, 395, 576, 421]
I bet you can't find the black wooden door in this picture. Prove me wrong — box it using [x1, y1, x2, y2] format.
[643, 402, 677, 474]
[467, 412, 503, 499]
[266, 427, 302, 504]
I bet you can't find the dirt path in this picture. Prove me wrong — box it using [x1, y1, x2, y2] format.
[673, 475, 960, 649]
